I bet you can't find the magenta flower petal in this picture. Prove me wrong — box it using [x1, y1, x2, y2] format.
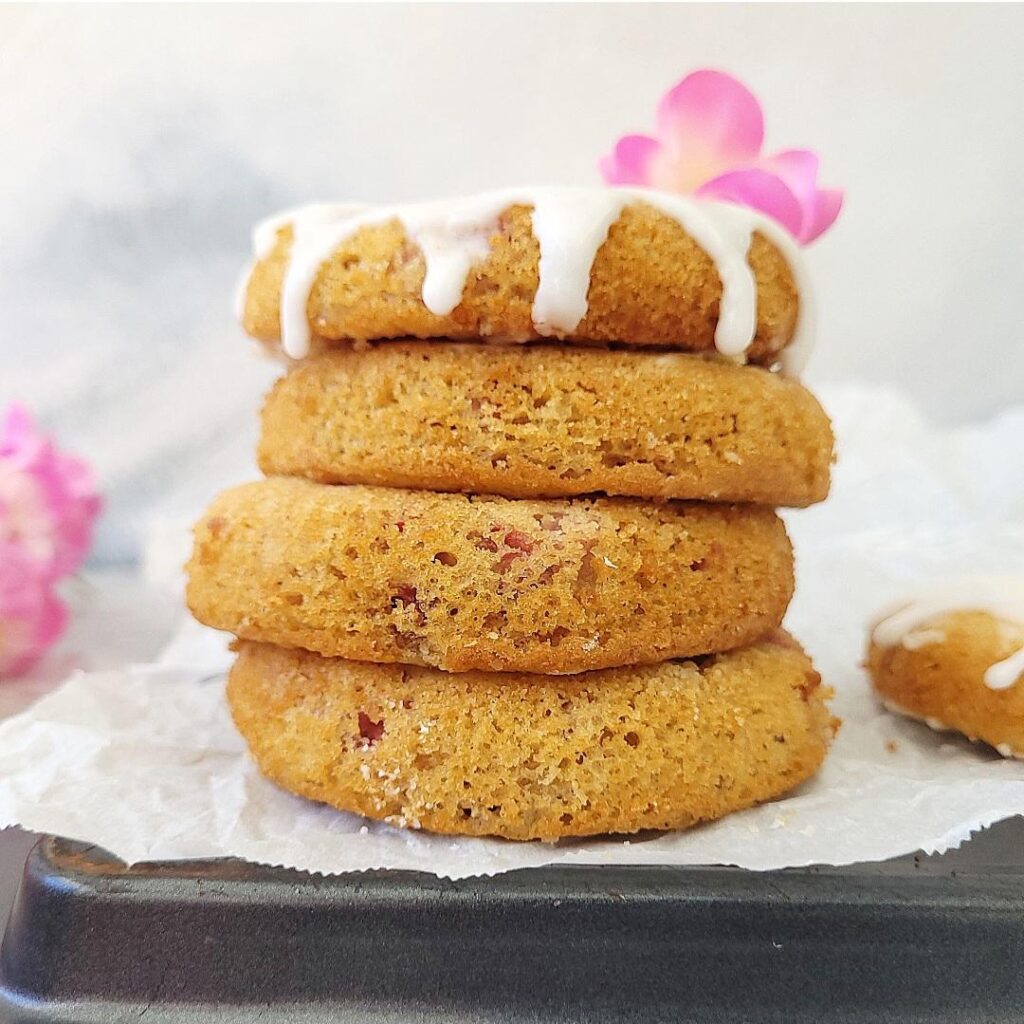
[0, 542, 67, 679]
[598, 133, 662, 186]
[0, 404, 34, 453]
[760, 149, 844, 243]
[598, 67, 843, 246]
[47, 451, 101, 578]
[656, 69, 764, 173]
[697, 168, 805, 240]
[801, 187, 844, 245]
[0, 403, 101, 582]
[760, 150, 820, 211]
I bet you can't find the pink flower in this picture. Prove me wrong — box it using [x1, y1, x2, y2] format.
[599, 69, 843, 244]
[0, 404, 100, 679]
[0, 542, 67, 679]
[0, 404, 101, 582]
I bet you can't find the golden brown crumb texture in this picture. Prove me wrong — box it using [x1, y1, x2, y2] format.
[187, 477, 795, 674]
[868, 610, 1024, 757]
[228, 635, 837, 840]
[259, 344, 833, 506]
[241, 203, 799, 357]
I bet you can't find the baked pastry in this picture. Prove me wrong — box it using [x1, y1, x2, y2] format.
[868, 579, 1024, 758]
[259, 343, 833, 506]
[187, 477, 794, 674]
[228, 633, 836, 840]
[238, 188, 808, 370]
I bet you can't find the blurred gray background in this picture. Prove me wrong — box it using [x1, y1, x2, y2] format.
[2, 3, 1022, 565]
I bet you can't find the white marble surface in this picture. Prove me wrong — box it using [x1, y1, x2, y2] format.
[2, 5, 1023, 564]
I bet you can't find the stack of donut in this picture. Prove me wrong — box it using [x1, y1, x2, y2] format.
[187, 188, 839, 841]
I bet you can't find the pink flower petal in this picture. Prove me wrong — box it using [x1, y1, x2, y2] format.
[801, 187, 844, 245]
[598, 134, 661, 185]
[759, 150, 844, 243]
[0, 542, 67, 679]
[0, 403, 101, 582]
[598, 68, 843, 245]
[0, 403, 40, 453]
[761, 150, 820, 211]
[697, 168, 805, 240]
[656, 69, 764, 175]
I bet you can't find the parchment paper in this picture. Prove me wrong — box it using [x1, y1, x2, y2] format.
[2, 384, 1023, 878]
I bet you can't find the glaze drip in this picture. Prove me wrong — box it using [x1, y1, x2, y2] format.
[872, 576, 1024, 691]
[245, 186, 811, 373]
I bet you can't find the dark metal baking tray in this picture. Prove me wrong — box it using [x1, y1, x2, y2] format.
[2, 822, 1024, 1023]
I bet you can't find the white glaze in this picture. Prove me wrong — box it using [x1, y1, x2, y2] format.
[527, 189, 628, 338]
[769, 227, 814, 377]
[872, 576, 1024, 691]
[902, 627, 947, 651]
[986, 647, 1024, 691]
[244, 186, 810, 369]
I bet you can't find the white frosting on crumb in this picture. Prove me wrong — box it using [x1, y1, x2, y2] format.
[872, 575, 1024, 691]
[243, 186, 812, 374]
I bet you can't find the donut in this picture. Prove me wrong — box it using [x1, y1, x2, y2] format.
[239, 191, 803, 364]
[227, 634, 836, 840]
[187, 478, 794, 674]
[868, 580, 1024, 757]
[258, 343, 833, 506]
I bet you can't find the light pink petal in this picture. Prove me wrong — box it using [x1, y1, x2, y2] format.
[0, 406, 45, 469]
[0, 404, 34, 455]
[0, 542, 67, 679]
[760, 150, 820, 211]
[759, 149, 844, 243]
[598, 134, 661, 186]
[29, 586, 68, 663]
[800, 187, 844, 245]
[599, 68, 843, 241]
[45, 451, 101, 578]
[698, 168, 805, 240]
[0, 466, 57, 566]
[657, 69, 764, 171]
[0, 402, 101, 581]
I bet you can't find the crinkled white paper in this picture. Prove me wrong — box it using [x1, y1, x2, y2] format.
[2, 384, 1024, 878]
